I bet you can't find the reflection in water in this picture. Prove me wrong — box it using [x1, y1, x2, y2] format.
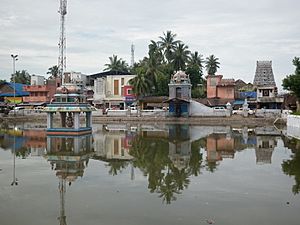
[255, 136, 277, 164]
[129, 125, 203, 204]
[93, 126, 134, 176]
[1, 123, 300, 207]
[282, 137, 300, 194]
[45, 135, 94, 225]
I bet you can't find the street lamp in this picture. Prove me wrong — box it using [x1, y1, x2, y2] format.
[11, 54, 18, 116]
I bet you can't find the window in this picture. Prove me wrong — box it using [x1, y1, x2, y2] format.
[114, 139, 119, 155]
[121, 78, 124, 85]
[263, 90, 269, 97]
[127, 89, 133, 95]
[262, 141, 270, 148]
[210, 78, 216, 86]
[176, 87, 182, 98]
[114, 80, 119, 95]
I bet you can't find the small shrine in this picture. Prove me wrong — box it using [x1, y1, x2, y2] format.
[44, 83, 95, 135]
[167, 70, 192, 117]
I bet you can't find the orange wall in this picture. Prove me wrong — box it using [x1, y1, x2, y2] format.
[206, 136, 222, 162]
[206, 75, 222, 98]
[217, 86, 235, 99]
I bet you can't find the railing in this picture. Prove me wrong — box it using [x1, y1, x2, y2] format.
[106, 109, 167, 117]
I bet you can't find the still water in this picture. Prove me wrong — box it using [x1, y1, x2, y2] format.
[0, 123, 299, 225]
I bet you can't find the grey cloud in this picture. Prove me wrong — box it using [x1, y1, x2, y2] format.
[0, 0, 299, 87]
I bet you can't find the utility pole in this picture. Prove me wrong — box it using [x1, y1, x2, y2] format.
[131, 44, 135, 68]
[11, 54, 18, 116]
[58, 0, 67, 82]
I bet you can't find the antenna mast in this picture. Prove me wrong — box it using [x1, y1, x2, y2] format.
[58, 0, 67, 79]
[131, 43, 135, 67]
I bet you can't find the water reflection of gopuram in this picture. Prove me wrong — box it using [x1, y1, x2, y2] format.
[45, 135, 94, 225]
[255, 136, 277, 164]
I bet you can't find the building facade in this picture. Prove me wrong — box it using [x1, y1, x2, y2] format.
[253, 61, 283, 109]
[168, 70, 192, 117]
[206, 75, 235, 99]
[88, 71, 136, 109]
[23, 78, 61, 104]
[0, 82, 29, 104]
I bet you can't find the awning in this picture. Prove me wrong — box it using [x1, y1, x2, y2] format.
[233, 100, 245, 105]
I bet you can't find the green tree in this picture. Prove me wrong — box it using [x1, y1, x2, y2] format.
[158, 31, 180, 63]
[205, 55, 220, 75]
[47, 65, 59, 79]
[188, 51, 204, 70]
[282, 57, 300, 111]
[104, 55, 129, 73]
[129, 72, 152, 98]
[171, 43, 190, 71]
[10, 70, 30, 84]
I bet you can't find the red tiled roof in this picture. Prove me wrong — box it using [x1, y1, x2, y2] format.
[218, 79, 235, 86]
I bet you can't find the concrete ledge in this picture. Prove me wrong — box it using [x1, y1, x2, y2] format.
[287, 115, 300, 128]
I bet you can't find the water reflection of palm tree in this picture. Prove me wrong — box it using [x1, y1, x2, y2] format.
[172, 166, 190, 191]
[188, 140, 204, 176]
[282, 138, 300, 194]
[158, 171, 180, 204]
[107, 160, 129, 176]
[206, 162, 218, 173]
[129, 135, 196, 204]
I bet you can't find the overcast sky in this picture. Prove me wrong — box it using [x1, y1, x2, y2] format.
[1, 0, 299, 88]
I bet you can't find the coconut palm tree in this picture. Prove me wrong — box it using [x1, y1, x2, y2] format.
[47, 65, 59, 79]
[205, 55, 220, 75]
[129, 73, 152, 98]
[104, 55, 129, 72]
[171, 43, 190, 71]
[188, 51, 204, 70]
[158, 31, 181, 63]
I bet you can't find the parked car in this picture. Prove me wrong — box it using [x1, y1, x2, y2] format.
[213, 106, 226, 111]
[8, 106, 25, 115]
[232, 108, 254, 115]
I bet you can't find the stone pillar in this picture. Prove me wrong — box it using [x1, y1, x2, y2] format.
[226, 102, 232, 117]
[87, 135, 92, 151]
[73, 136, 80, 154]
[47, 113, 53, 129]
[74, 112, 80, 129]
[60, 112, 66, 127]
[243, 99, 249, 118]
[46, 136, 51, 152]
[86, 112, 92, 127]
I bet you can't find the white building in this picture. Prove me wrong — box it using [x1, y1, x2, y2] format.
[63, 71, 87, 85]
[87, 71, 136, 109]
[31, 75, 45, 85]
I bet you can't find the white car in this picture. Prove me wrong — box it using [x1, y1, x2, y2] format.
[232, 108, 254, 115]
[8, 107, 25, 115]
[213, 106, 226, 111]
